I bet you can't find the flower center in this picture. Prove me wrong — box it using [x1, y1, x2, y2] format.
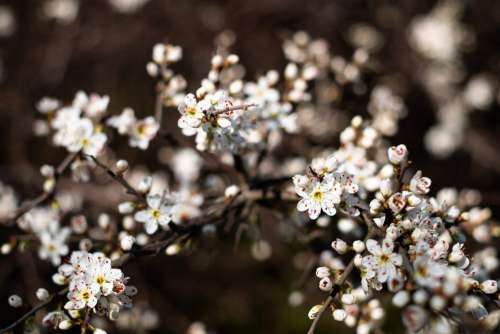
[312, 190, 323, 202]
[186, 106, 197, 117]
[379, 254, 390, 264]
[96, 275, 105, 285]
[81, 291, 90, 301]
[152, 209, 161, 219]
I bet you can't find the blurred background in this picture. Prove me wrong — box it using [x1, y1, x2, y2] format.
[1, 0, 500, 333]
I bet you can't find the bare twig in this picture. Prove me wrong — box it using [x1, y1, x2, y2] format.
[84, 154, 146, 204]
[0, 287, 68, 334]
[1, 152, 79, 226]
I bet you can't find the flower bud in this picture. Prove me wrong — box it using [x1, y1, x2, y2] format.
[392, 290, 410, 308]
[224, 185, 240, 198]
[341, 293, 355, 305]
[36, 288, 50, 301]
[379, 179, 393, 197]
[319, 277, 333, 291]
[315, 266, 330, 279]
[333, 308, 347, 321]
[388, 145, 408, 165]
[59, 320, 73, 330]
[137, 176, 153, 194]
[8, 295, 22, 308]
[352, 240, 365, 253]
[118, 202, 135, 214]
[331, 238, 348, 254]
[115, 160, 129, 174]
[308, 305, 323, 319]
[1, 243, 12, 254]
[480, 280, 498, 294]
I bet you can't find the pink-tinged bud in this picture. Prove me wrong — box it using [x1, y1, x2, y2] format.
[388, 145, 408, 165]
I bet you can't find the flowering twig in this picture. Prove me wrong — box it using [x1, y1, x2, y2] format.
[1, 152, 78, 226]
[307, 228, 376, 334]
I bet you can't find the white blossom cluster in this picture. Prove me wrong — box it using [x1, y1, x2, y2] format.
[45, 251, 136, 331]
[303, 118, 500, 333]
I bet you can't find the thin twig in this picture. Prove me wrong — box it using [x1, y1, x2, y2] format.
[0, 287, 68, 334]
[84, 154, 146, 204]
[1, 152, 79, 226]
[307, 228, 375, 334]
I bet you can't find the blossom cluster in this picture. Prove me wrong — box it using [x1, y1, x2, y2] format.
[301, 118, 500, 333]
[44, 251, 135, 331]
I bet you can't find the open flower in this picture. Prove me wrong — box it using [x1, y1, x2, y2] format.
[362, 239, 403, 285]
[294, 175, 340, 219]
[134, 194, 173, 234]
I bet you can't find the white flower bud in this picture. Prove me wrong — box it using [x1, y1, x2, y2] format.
[118, 202, 135, 214]
[36, 288, 50, 301]
[341, 293, 355, 305]
[59, 320, 73, 330]
[413, 289, 428, 305]
[392, 290, 410, 308]
[430, 295, 446, 311]
[224, 185, 240, 198]
[379, 179, 393, 197]
[120, 234, 135, 251]
[385, 225, 399, 240]
[331, 238, 348, 254]
[98, 213, 111, 229]
[373, 215, 386, 228]
[115, 160, 129, 173]
[146, 62, 158, 76]
[226, 54, 239, 65]
[165, 244, 181, 255]
[315, 267, 330, 279]
[8, 295, 22, 308]
[388, 145, 408, 165]
[308, 305, 323, 319]
[353, 254, 363, 267]
[319, 277, 333, 291]
[369, 199, 382, 214]
[43, 178, 56, 193]
[122, 216, 136, 230]
[94, 329, 107, 334]
[480, 280, 498, 294]
[1, 243, 12, 254]
[333, 308, 347, 321]
[138, 176, 153, 193]
[352, 240, 365, 253]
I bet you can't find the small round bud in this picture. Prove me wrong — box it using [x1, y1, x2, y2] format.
[137, 176, 153, 194]
[341, 293, 355, 305]
[333, 308, 347, 321]
[98, 213, 111, 229]
[165, 244, 181, 255]
[59, 320, 73, 330]
[413, 289, 428, 305]
[308, 305, 323, 320]
[79, 238, 93, 251]
[315, 266, 331, 279]
[1, 243, 12, 254]
[331, 238, 347, 254]
[388, 144, 408, 165]
[94, 329, 107, 334]
[224, 185, 240, 198]
[480, 280, 498, 294]
[392, 290, 410, 308]
[319, 277, 333, 291]
[122, 216, 136, 230]
[36, 288, 50, 301]
[353, 254, 363, 267]
[226, 54, 239, 65]
[120, 234, 135, 251]
[115, 160, 129, 174]
[8, 295, 22, 308]
[430, 295, 446, 311]
[352, 240, 365, 253]
[118, 202, 133, 215]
